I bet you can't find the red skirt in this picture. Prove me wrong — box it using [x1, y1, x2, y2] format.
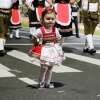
[29, 44, 43, 59]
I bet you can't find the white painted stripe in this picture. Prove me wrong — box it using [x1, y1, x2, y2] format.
[0, 69, 16, 77]
[96, 50, 100, 54]
[97, 95, 100, 96]
[7, 50, 82, 73]
[53, 65, 81, 73]
[18, 77, 38, 85]
[0, 64, 16, 77]
[5, 44, 32, 46]
[5, 42, 100, 45]
[65, 53, 100, 66]
[20, 36, 29, 39]
[0, 64, 10, 71]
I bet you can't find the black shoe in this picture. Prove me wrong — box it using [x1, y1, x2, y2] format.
[76, 34, 80, 38]
[83, 48, 89, 53]
[88, 49, 96, 55]
[29, 35, 32, 39]
[0, 50, 6, 56]
[83, 48, 96, 55]
[15, 37, 21, 39]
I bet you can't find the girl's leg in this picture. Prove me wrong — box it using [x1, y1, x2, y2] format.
[45, 66, 54, 88]
[38, 64, 48, 87]
[15, 29, 20, 39]
[9, 30, 14, 39]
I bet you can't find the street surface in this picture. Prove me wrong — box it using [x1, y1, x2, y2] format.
[0, 30, 100, 100]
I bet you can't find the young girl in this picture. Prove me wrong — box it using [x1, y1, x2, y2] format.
[30, 7, 64, 88]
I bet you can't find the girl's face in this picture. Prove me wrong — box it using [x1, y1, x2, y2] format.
[43, 12, 56, 28]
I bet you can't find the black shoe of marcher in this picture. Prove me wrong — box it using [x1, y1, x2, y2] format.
[29, 35, 32, 39]
[15, 37, 21, 39]
[88, 49, 96, 55]
[76, 34, 80, 38]
[83, 48, 89, 53]
[0, 50, 6, 56]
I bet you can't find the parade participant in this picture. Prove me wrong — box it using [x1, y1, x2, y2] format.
[0, 0, 17, 56]
[9, 0, 22, 39]
[25, 0, 38, 38]
[54, 0, 73, 42]
[81, 0, 100, 55]
[25, 0, 44, 39]
[29, 7, 64, 88]
[70, 0, 80, 38]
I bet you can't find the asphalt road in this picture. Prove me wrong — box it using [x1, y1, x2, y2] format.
[0, 32, 100, 100]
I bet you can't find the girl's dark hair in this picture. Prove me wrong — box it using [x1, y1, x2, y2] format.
[41, 7, 56, 24]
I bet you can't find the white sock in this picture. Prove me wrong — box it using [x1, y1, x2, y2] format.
[0, 38, 5, 50]
[3, 38, 6, 45]
[10, 33, 13, 38]
[86, 34, 94, 49]
[15, 29, 20, 38]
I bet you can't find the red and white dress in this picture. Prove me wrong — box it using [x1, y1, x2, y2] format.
[9, 0, 21, 29]
[32, 26, 65, 66]
[54, 3, 73, 37]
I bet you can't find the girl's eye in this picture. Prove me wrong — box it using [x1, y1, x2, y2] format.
[46, 18, 54, 20]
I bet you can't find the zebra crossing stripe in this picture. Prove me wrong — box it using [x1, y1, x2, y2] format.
[18, 77, 38, 85]
[0, 64, 16, 77]
[7, 50, 82, 73]
[65, 53, 100, 66]
[96, 50, 100, 54]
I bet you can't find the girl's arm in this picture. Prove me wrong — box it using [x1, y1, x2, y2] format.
[31, 28, 42, 45]
[32, 36, 39, 46]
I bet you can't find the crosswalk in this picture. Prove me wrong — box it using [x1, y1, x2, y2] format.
[0, 49, 100, 85]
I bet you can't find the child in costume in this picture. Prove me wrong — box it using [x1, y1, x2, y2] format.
[54, 0, 72, 42]
[30, 7, 64, 88]
[81, 0, 100, 55]
[25, 0, 44, 39]
[0, 0, 17, 56]
[9, 0, 22, 39]
[70, 0, 80, 38]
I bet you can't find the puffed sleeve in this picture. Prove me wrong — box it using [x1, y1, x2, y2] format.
[55, 28, 61, 40]
[33, 28, 42, 38]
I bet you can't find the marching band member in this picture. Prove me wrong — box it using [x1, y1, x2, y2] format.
[81, 0, 100, 54]
[0, 0, 17, 56]
[9, 0, 22, 39]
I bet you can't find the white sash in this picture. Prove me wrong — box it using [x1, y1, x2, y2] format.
[89, 3, 98, 12]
